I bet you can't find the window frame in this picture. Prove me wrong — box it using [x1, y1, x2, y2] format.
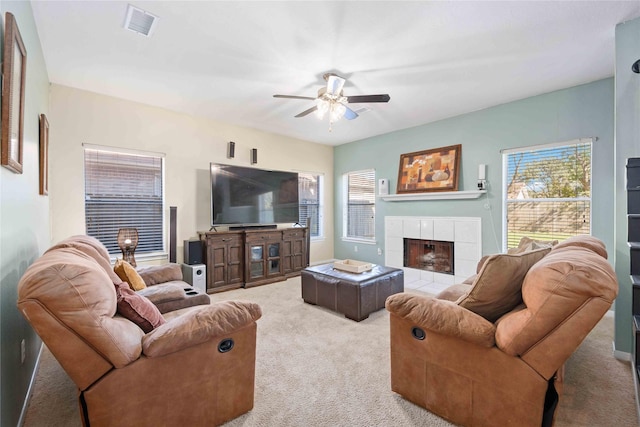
[83, 143, 167, 260]
[342, 168, 376, 243]
[298, 172, 324, 240]
[501, 138, 592, 251]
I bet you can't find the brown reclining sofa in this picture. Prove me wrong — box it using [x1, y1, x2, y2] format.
[17, 235, 262, 426]
[386, 235, 618, 427]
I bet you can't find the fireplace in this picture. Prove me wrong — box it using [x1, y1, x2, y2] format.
[384, 216, 481, 295]
[403, 238, 454, 275]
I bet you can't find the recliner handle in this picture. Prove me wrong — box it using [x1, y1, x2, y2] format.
[218, 338, 234, 353]
[411, 327, 426, 340]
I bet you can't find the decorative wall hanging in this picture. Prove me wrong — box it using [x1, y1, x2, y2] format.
[1, 12, 27, 174]
[396, 144, 461, 193]
[39, 114, 49, 195]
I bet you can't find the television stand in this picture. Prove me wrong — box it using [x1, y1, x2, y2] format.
[199, 227, 309, 293]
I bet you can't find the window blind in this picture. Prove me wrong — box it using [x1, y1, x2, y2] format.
[84, 147, 165, 255]
[298, 173, 322, 237]
[504, 140, 591, 248]
[346, 169, 376, 240]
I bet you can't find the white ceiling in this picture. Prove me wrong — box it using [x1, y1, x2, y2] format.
[31, 1, 640, 146]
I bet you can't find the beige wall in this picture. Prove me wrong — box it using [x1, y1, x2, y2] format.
[49, 84, 334, 264]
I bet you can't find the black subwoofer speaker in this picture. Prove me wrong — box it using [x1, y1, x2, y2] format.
[184, 239, 203, 265]
[169, 206, 177, 263]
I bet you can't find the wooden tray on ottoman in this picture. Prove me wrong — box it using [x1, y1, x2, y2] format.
[333, 259, 374, 273]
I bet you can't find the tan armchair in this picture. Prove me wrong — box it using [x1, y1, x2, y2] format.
[386, 235, 618, 427]
[18, 239, 261, 427]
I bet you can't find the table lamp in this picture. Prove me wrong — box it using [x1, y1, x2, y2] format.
[117, 228, 139, 267]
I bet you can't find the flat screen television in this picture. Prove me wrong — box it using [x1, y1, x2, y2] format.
[210, 163, 299, 226]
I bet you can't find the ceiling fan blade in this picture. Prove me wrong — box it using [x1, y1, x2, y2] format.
[343, 105, 359, 120]
[347, 94, 390, 103]
[295, 105, 318, 118]
[273, 94, 316, 100]
[326, 75, 345, 96]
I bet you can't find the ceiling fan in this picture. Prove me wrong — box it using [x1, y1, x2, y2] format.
[273, 73, 390, 131]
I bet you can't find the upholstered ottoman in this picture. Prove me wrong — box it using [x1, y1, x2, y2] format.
[301, 263, 404, 321]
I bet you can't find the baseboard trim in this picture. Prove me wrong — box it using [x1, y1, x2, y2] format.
[614, 346, 631, 362]
[17, 343, 44, 427]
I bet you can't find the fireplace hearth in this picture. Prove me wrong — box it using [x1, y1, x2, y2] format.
[403, 238, 454, 275]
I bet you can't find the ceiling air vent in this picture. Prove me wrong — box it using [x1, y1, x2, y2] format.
[123, 4, 158, 37]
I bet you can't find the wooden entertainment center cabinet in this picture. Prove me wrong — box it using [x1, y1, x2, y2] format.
[199, 227, 309, 293]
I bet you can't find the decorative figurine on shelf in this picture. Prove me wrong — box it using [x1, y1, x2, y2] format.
[117, 228, 139, 267]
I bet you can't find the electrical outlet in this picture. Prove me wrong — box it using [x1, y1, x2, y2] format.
[377, 248, 382, 256]
[20, 339, 25, 364]
[354, 245, 358, 252]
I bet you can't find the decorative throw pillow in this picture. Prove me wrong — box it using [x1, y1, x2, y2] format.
[507, 236, 558, 254]
[456, 247, 551, 322]
[114, 282, 165, 333]
[114, 259, 147, 291]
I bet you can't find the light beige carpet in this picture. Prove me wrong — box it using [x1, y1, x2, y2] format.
[23, 277, 637, 426]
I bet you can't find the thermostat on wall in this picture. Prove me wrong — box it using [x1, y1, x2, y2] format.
[379, 178, 389, 195]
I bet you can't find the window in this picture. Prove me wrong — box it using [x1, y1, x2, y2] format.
[344, 169, 376, 241]
[298, 173, 323, 238]
[84, 145, 165, 256]
[503, 139, 592, 249]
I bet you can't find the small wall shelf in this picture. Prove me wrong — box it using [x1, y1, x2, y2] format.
[379, 190, 486, 202]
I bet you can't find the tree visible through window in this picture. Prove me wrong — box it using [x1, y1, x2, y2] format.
[298, 173, 322, 238]
[345, 169, 375, 241]
[503, 139, 591, 249]
[84, 146, 165, 255]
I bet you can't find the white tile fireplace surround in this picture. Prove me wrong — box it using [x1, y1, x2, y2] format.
[385, 216, 481, 295]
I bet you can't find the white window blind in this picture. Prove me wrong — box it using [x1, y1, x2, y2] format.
[345, 169, 376, 241]
[298, 173, 323, 238]
[84, 146, 165, 255]
[503, 139, 591, 249]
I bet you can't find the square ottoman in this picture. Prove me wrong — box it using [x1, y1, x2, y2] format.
[301, 263, 404, 321]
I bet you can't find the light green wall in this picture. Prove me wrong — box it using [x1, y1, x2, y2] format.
[0, 1, 51, 426]
[614, 17, 640, 355]
[335, 79, 615, 268]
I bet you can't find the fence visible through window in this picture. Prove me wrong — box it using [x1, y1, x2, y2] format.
[506, 199, 590, 248]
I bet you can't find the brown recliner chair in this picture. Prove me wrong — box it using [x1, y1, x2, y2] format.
[386, 235, 618, 427]
[18, 241, 261, 427]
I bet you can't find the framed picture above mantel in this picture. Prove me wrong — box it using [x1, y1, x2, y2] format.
[396, 144, 461, 194]
[1, 12, 27, 174]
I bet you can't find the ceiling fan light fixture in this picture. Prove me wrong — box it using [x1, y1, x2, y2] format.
[330, 102, 346, 122]
[315, 98, 329, 119]
[273, 72, 389, 131]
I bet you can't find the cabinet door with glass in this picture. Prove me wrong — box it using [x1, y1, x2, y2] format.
[244, 230, 284, 287]
[266, 241, 281, 278]
[248, 242, 266, 281]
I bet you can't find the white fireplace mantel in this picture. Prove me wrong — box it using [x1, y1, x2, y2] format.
[379, 190, 486, 202]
